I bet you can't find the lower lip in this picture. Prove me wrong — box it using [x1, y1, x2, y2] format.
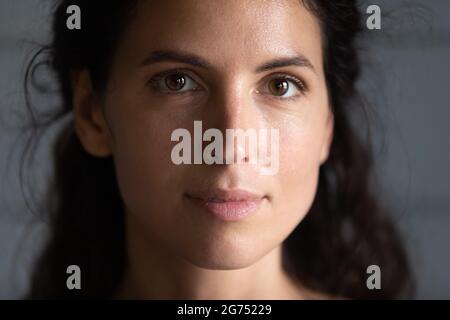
[187, 197, 263, 221]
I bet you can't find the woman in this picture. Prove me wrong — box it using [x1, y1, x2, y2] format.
[24, 0, 413, 299]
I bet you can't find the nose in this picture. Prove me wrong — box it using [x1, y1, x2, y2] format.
[207, 83, 261, 165]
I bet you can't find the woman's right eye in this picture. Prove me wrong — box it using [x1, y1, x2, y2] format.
[149, 71, 201, 94]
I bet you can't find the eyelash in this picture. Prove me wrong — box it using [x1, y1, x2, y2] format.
[148, 68, 201, 95]
[265, 73, 308, 101]
[148, 69, 308, 99]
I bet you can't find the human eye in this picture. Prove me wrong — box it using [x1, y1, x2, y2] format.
[257, 73, 307, 100]
[148, 69, 202, 94]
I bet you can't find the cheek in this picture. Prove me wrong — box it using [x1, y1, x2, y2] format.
[106, 101, 183, 219]
[280, 126, 322, 179]
[273, 114, 326, 224]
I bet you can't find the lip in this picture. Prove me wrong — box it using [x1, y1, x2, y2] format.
[185, 188, 265, 221]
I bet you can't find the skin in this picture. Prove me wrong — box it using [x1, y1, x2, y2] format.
[73, 0, 334, 299]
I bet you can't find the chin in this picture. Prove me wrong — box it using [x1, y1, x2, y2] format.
[180, 237, 264, 270]
[186, 255, 259, 271]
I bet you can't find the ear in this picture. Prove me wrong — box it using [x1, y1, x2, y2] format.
[72, 69, 113, 157]
[319, 111, 334, 165]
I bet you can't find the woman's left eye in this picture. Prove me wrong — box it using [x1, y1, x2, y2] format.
[259, 76, 306, 99]
[150, 72, 200, 93]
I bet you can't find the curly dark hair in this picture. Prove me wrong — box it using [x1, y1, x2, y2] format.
[21, 0, 413, 299]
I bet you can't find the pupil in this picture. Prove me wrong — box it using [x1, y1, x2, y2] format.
[270, 79, 288, 96]
[166, 74, 185, 90]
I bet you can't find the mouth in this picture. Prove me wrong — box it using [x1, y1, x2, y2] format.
[184, 188, 266, 221]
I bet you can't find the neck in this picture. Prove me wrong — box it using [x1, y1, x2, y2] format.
[115, 212, 306, 300]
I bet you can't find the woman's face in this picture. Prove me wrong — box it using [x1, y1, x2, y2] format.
[79, 0, 333, 269]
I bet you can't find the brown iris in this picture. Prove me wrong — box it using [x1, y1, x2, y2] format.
[268, 79, 289, 96]
[165, 73, 186, 91]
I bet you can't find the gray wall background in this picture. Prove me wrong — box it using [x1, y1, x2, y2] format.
[1, 0, 449, 299]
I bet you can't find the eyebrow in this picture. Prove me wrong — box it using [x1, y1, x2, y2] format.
[140, 50, 316, 73]
[140, 50, 212, 69]
[255, 56, 316, 73]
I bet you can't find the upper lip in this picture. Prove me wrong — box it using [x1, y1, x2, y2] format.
[186, 188, 264, 202]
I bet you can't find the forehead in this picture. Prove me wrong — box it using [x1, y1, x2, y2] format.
[118, 0, 324, 72]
